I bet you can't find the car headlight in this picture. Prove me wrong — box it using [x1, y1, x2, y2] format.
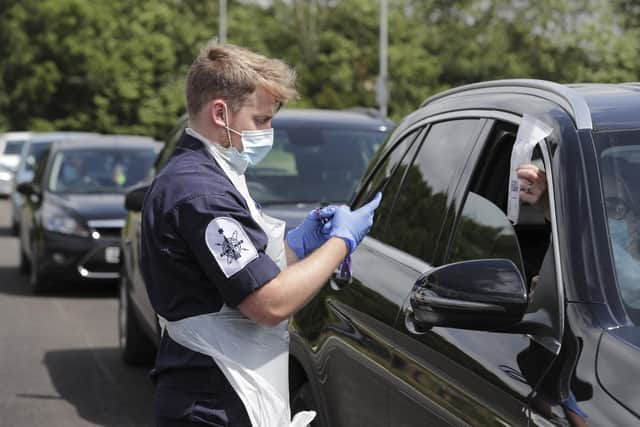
[0, 171, 12, 182]
[42, 203, 90, 237]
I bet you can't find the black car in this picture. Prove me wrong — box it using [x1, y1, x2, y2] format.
[289, 80, 640, 426]
[119, 109, 393, 364]
[17, 135, 160, 293]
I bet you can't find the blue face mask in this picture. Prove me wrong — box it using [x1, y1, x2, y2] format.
[223, 104, 274, 174]
[62, 165, 78, 181]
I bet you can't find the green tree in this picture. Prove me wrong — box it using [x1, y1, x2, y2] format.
[2, 0, 640, 134]
[0, 0, 217, 138]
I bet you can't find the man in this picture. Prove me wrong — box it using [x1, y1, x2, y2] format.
[141, 42, 381, 426]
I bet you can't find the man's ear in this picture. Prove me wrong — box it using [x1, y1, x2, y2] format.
[210, 99, 227, 128]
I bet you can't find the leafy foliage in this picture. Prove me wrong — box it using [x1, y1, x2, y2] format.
[1, 0, 638, 138]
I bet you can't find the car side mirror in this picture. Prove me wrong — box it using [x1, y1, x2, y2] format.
[124, 184, 149, 212]
[16, 182, 34, 196]
[406, 259, 528, 333]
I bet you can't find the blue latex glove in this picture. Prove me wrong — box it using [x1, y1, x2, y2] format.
[286, 206, 337, 259]
[329, 192, 382, 254]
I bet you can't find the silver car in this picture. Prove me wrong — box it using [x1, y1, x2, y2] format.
[0, 131, 31, 196]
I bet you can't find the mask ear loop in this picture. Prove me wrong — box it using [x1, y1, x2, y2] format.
[222, 103, 244, 149]
[223, 103, 233, 148]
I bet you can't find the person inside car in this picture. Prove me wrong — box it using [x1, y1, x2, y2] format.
[517, 161, 549, 217]
[601, 158, 640, 309]
[141, 41, 381, 427]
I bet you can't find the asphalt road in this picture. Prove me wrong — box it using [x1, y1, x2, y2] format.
[0, 199, 154, 427]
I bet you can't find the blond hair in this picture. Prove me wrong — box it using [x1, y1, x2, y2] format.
[185, 41, 298, 117]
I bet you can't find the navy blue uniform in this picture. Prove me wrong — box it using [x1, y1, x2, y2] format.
[141, 132, 280, 426]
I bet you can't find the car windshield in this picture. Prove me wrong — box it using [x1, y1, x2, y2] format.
[245, 127, 387, 204]
[24, 142, 51, 173]
[3, 140, 26, 155]
[48, 147, 156, 194]
[596, 130, 640, 311]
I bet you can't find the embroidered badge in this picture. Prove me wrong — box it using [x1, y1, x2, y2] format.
[205, 217, 258, 278]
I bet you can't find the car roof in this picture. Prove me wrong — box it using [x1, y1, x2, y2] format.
[0, 131, 31, 143]
[273, 108, 393, 131]
[52, 134, 160, 151]
[568, 83, 640, 131]
[420, 79, 640, 131]
[168, 108, 392, 135]
[28, 131, 100, 144]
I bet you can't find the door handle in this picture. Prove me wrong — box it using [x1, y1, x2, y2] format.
[329, 269, 352, 291]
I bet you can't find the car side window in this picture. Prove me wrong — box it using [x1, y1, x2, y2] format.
[446, 121, 551, 282]
[32, 147, 51, 189]
[353, 128, 422, 240]
[383, 119, 485, 263]
[448, 191, 524, 271]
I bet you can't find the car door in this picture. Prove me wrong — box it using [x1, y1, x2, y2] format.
[292, 125, 424, 427]
[19, 147, 50, 261]
[301, 117, 488, 427]
[388, 118, 561, 426]
[355, 118, 494, 426]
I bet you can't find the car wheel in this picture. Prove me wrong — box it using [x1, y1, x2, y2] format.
[291, 381, 321, 426]
[29, 249, 48, 294]
[119, 274, 155, 365]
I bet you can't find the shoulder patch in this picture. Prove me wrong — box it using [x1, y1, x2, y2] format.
[205, 217, 258, 278]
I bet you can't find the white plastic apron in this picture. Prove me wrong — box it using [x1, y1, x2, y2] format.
[158, 129, 315, 427]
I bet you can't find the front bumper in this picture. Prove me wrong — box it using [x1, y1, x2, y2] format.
[39, 230, 122, 281]
[0, 179, 12, 196]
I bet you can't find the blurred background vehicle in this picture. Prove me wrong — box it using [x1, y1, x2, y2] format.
[0, 131, 32, 196]
[0, 163, 16, 197]
[0, 131, 31, 171]
[118, 108, 393, 364]
[16, 134, 161, 293]
[10, 132, 99, 235]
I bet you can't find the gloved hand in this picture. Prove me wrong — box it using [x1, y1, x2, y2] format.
[286, 205, 337, 259]
[329, 192, 382, 254]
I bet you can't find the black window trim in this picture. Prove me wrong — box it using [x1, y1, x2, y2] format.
[354, 126, 429, 274]
[450, 109, 565, 355]
[362, 118, 489, 270]
[429, 109, 564, 355]
[351, 123, 429, 207]
[372, 126, 428, 241]
[357, 108, 565, 354]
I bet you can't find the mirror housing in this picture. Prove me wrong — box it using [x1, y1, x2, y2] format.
[408, 259, 528, 332]
[124, 183, 149, 212]
[16, 182, 35, 196]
